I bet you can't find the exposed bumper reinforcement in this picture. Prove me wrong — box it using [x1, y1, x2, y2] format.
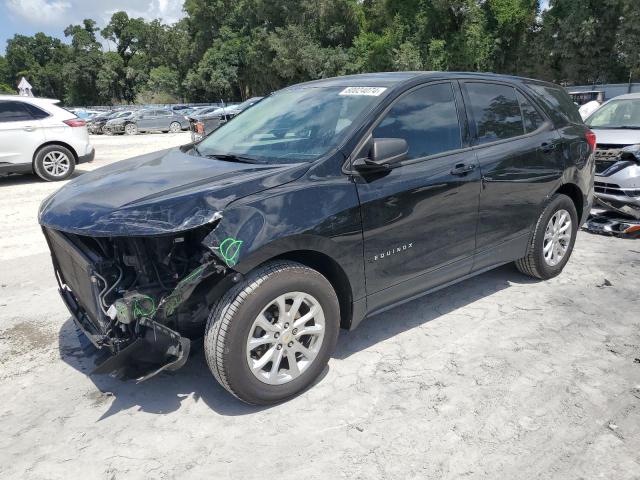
[91, 317, 190, 382]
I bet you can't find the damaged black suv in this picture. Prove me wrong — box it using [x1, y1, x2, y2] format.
[40, 72, 594, 405]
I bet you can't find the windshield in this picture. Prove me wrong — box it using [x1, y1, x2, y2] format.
[586, 99, 640, 129]
[198, 87, 386, 164]
[233, 97, 261, 111]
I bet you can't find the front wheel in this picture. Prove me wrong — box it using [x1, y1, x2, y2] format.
[515, 194, 578, 279]
[205, 261, 340, 405]
[169, 121, 181, 133]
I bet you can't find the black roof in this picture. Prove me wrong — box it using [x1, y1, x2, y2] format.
[288, 71, 558, 90]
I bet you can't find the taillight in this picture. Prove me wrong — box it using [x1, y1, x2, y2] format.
[585, 130, 596, 151]
[63, 119, 86, 127]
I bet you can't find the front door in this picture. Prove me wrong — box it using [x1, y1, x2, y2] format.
[354, 81, 481, 312]
[137, 110, 159, 131]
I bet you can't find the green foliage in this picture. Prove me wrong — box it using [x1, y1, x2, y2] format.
[0, 83, 15, 94]
[2, 0, 639, 106]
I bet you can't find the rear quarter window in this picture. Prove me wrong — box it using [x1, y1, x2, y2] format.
[526, 83, 583, 126]
[21, 102, 50, 119]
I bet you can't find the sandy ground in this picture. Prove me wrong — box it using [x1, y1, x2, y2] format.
[0, 133, 639, 479]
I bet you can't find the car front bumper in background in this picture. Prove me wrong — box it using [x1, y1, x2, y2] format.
[594, 154, 640, 219]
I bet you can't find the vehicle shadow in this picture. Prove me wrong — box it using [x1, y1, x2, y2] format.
[334, 264, 536, 360]
[57, 264, 535, 418]
[0, 169, 87, 186]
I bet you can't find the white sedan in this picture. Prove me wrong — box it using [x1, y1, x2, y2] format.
[0, 95, 94, 181]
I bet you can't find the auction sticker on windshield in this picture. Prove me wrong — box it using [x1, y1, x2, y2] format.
[339, 87, 387, 96]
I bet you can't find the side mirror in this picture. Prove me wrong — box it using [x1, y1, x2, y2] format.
[353, 138, 408, 171]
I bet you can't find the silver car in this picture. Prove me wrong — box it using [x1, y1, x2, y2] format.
[117, 108, 189, 135]
[585, 93, 640, 219]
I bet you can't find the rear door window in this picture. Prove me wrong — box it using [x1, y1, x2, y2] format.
[372, 82, 462, 160]
[464, 82, 525, 144]
[0, 101, 36, 123]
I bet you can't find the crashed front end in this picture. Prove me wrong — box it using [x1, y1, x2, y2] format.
[593, 144, 640, 219]
[43, 223, 236, 381]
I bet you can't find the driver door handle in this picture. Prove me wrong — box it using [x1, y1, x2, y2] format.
[450, 163, 476, 176]
[23, 126, 35, 132]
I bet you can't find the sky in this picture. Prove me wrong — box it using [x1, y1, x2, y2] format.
[0, 0, 186, 54]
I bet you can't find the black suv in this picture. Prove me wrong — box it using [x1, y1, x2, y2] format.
[39, 72, 594, 405]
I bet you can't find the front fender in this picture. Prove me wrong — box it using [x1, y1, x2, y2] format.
[201, 174, 366, 301]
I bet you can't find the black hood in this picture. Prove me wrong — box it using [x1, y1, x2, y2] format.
[39, 146, 307, 236]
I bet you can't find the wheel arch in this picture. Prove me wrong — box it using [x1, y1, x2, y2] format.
[272, 249, 354, 330]
[554, 182, 584, 220]
[32, 141, 79, 166]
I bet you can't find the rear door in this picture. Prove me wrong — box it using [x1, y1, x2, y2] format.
[460, 81, 563, 269]
[354, 81, 481, 311]
[0, 100, 46, 165]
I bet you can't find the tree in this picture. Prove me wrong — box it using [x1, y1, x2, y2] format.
[539, 0, 624, 84]
[616, 0, 640, 82]
[63, 20, 104, 105]
[4, 33, 68, 98]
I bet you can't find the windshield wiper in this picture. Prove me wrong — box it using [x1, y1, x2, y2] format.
[205, 153, 260, 164]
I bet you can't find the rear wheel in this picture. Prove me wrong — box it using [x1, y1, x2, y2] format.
[516, 194, 578, 279]
[33, 145, 75, 181]
[169, 121, 181, 133]
[204, 261, 340, 405]
[124, 123, 138, 135]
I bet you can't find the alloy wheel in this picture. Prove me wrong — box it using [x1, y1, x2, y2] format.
[169, 122, 181, 133]
[543, 209, 572, 267]
[246, 291, 325, 385]
[42, 151, 71, 177]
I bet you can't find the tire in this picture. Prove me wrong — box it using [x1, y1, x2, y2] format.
[124, 123, 138, 135]
[204, 261, 340, 405]
[33, 145, 76, 181]
[169, 122, 181, 133]
[515, 193, 578, 279]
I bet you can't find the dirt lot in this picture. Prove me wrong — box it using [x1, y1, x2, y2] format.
[1, 133, 639, 479]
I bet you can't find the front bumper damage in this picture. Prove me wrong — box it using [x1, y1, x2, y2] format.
[43, 221, 234, 382]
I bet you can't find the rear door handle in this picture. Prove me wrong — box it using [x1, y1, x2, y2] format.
[23, 126, 35, 132]
[450, 163, 476, 176]
[541, 142, 556, 154]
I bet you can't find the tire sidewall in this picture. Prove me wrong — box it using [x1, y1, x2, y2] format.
[532, 195, 578, 278]
[212, 266, 339, 404]
[34, 145, 76, 181]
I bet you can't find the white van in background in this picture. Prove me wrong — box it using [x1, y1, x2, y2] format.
[0, 95, 94, 181]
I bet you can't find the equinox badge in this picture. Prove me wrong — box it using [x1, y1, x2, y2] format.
[373, 243, 413, 262]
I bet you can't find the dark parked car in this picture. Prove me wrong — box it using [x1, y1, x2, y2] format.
[87, 111, 120, 134]
[39, 72, 594, 405]
[189, 97, 263, 141]
[113, 108, 189, 135]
